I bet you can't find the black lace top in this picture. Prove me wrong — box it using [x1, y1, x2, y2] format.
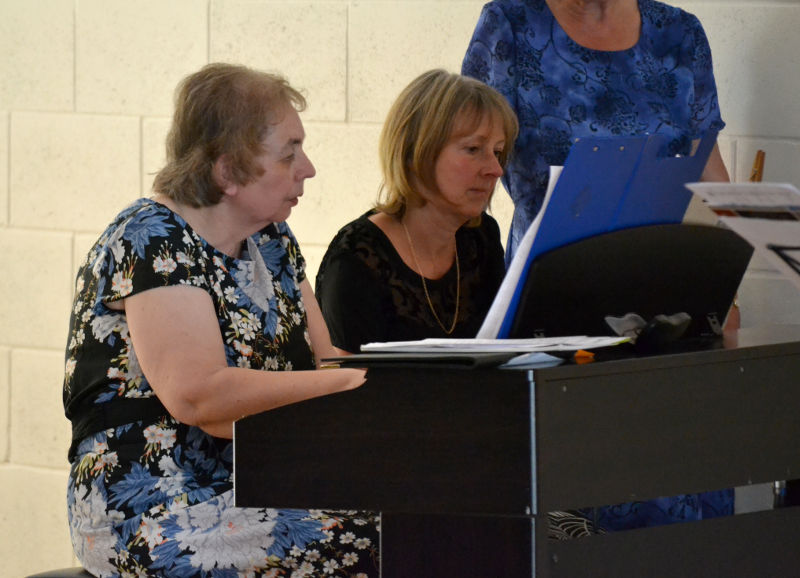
[315, 211, 506, 352]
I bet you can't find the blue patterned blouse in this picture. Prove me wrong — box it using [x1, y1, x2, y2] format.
[462, 0, 725, 260]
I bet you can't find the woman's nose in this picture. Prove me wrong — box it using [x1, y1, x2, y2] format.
[484, 153, 503, 178]
[300, 150, 316, 179]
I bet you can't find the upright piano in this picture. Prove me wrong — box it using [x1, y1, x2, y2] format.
[234, 325, 800, 577]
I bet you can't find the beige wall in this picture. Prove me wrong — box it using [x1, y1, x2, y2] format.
[1, 0, 799, 574]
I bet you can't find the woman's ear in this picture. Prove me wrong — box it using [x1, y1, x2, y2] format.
[212, 155, 238, 196]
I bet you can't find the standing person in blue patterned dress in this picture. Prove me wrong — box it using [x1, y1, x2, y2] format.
[63, 63, 379, 577]
[462, 0, 733, 532]
[462, 0, 730, 263]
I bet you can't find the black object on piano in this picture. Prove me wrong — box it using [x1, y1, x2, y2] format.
[507, 224, 753, 349]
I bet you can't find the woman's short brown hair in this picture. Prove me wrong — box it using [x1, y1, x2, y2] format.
[153, 63, 306, 207]
[376, 69, 518, 218]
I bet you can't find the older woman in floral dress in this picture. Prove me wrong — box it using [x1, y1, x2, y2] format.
[63, 63, 379, 577]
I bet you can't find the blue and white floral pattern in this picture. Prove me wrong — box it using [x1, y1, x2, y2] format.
[462, 0, 725, 260]
[64, 198, 379, 577]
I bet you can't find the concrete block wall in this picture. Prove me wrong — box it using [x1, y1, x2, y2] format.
[0, 0, 797, 574]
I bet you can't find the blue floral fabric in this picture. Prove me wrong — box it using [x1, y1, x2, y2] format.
[463, 0, 732, 531]
[64, 198, 379, 577]
[581, 489, 733, 533]
[462, 0, 725, 260]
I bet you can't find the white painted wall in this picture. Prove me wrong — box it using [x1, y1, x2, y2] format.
[1, 0, 798, 574]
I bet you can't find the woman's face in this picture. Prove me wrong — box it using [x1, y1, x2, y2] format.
[427, 111, 506, 223]
[233, 106, 316, 225]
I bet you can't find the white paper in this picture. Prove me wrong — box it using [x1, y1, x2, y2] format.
[476, 165, 563, 339]
[686, 182, 800, 212]
[361, 335, 628, 354]
[686, 181, 800, 291]
[720, 217, 800, 291]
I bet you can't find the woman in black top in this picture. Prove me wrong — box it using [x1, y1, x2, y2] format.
[316, 69, 516, 353]
[316, 71, 602, 540]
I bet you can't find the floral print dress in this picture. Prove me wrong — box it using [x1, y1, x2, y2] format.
[63, 198, 379, 577]
[462, 0, 726, 261]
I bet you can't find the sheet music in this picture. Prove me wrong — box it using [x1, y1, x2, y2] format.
[476, 166, 563, 339]
[686, 182, 800, 212]
[362, 335, 628, 353]
[686, 182, 800, 291]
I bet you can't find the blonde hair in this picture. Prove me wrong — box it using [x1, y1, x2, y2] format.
[153, 63, 306, 207]
[376, 69, 518, 219]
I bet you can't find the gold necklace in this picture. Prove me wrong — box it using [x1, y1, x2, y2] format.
[401, 220, 460, 335]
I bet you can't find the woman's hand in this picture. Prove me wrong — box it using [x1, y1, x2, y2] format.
[331, 367, 367, 390]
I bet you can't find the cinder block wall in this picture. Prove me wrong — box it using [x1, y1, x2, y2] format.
[1, 0, 798, 574]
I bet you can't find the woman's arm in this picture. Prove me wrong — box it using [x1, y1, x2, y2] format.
[124, 284, 366, 438]
[699, 142, 741, 332]
[701, 142, 730, 182]
[462, 1, 518, 109]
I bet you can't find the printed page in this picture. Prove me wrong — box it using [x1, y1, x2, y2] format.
[362, 335, 628, 353]
[687, 182, 800, 291]
[686, 182, 800, 213]
[476, 166, 563, 339]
